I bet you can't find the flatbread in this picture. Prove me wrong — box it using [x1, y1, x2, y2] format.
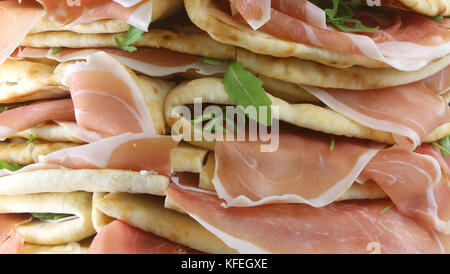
[164, 78, 450, 150]
[21, 28, 236, 61]
[0, 139, 78, 165]
[23, 237, 93, 254]
[0, 192, 95, 245]
[171, 142, 209, 173]
[0, 59, 174, 136]
[29, 0, 184, 34]
[11, 123, 86, 144]
[91, 192, 115, 233]
[0, 169, 170, 196]
[184, 0, 390, 69]
[237, 48, 450, 90]
[94, 192, 237, 253]
[381, 0, 450, 16]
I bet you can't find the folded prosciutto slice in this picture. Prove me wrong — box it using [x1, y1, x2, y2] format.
[38, 0, 154, 31]
[0, 214, 32, 254]
[0, 99, 75, 141]
[167, 184, 447, 254]
[88, 220, 200, 254]
[0, 0, 44, 65]
[40, 132, 178, 176]
[230, 0, 450, 71]
[213, 127, 383, 207]
[63, 52, 156, 136]
[363, 145, 450, 234]
[303, 81, 450, 150]
[14, 47, 227, 77]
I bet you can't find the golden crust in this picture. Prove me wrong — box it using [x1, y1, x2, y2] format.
[94, 192, 237, 253]
[381, 0, 450, 16]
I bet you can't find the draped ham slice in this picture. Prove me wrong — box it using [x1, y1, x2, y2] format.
[363, 145, 450, 235]
[38, 0, 153, 31]
[232, 0, 450, 71]
[303, 82, 450, 150]
[0, 214, 32, 254]
[229, 0, 271, 30]
[63, 52, 155, 136]
[213, 128, 383, 207]
[0, 0, 44, 65]
[0, 99, 75, 141]
[88, 220, 200, 254]
[15, 47, 227, 77]
[423, 66, 450, 94]
[166, 184, 446, 254]
[40, 132, 178, 176]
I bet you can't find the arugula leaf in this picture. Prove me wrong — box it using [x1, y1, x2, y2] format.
[378, 203, 394, 215]
[26, 134, 35, 144]
[31, 213, 72, 220]
[199, 57, 223, 66]
[0, 106, 8, 113]
[114, 25, 145, 53]
[0, 160, 23, 171]
[222, 62, 272, 126]
[51, 47, 63, 55]
[325, 0, 379, 33]
[433, 136, 450, 157]
[192, 110, 239, 133]
[431, 15, 444, 23]
[330, 136, 336, 151]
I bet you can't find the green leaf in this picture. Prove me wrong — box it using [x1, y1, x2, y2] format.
[114, 25, 145, 53]
[31, 213, 72, 220]
[431, 15, 444, 23]
[199, 57, 223, 66]
[26, 134, 35, 145]
[325, 0, 379, 33]
[433, 136, 450, 157]
[51, 47, 63, 55]
[0, 106, 8, 113]
[378, 203, 394, 215]
[0, 160, 23, 172]
[222, 62, 272, 126]
[330, 136, 336, 151]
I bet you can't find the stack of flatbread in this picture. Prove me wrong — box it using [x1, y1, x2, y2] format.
[0, 0, 449, 254]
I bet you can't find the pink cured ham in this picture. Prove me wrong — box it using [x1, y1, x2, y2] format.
[40, 132, 178, 176]
[14, 47, 227, 77]
[88, 220, 201, 254]
[63, 52, 155, 136]
[166, 184, 447, 254]
[230, 0, 450, 71]
[0, 99, 75, 140]
[423, 66, 450, 94]
[362, 145, 450, 234]
[213, 128, 383, 207]
[0, 213, 32, 254]
[229, 0, 271, 30]
[303, 82, 450, 150]
[38, 0, 153, 31]
[0, 1, 44, 65]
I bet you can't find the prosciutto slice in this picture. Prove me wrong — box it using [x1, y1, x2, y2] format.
[0, 99, 75, 140]
[229, 0, 271, 30]
[166, 184, 447, 254]
[38, 0, 153, 31]
[0, 213, 32, 254]
[213, 128, 383, 207]
[40, 132, 178, 176]
[231, 0, 450, 71]
[63, 52, 156, 136]
[14, 47, 227, 77]
[303, 82, 450, 150]
[0, 0, 44, 65]
[88, 220, 201, 254]
[363, 145, 450, 234]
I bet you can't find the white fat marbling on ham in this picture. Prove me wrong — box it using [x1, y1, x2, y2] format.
[229, 0, 271, 30]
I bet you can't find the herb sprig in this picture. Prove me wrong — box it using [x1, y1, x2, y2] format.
[114, 25, 145, 53]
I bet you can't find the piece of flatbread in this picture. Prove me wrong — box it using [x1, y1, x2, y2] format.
[0, 192, 95, 245]
[94, 192, 237, 254]
[381, 0, 450, 16]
